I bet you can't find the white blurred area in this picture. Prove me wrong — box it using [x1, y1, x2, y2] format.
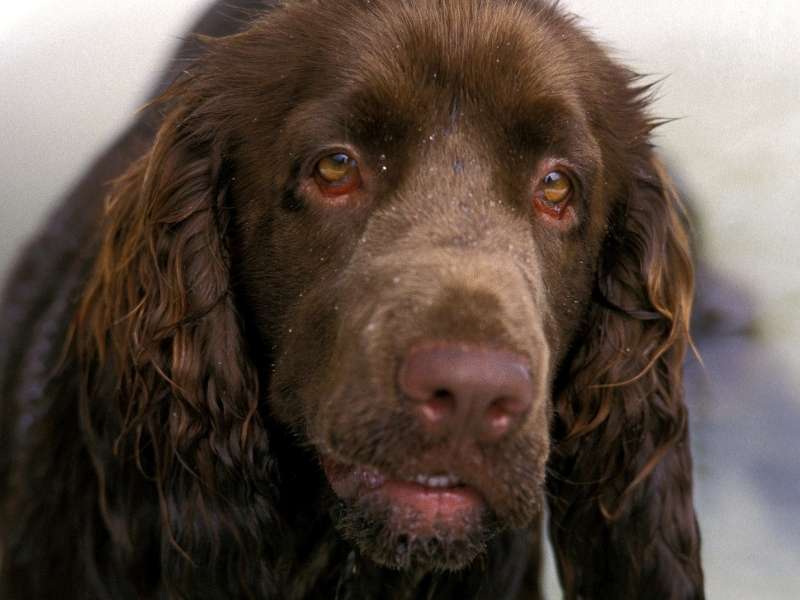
[1, 0, 209, 274]
[566, 0, 800, 392]
[1, 2, 798, 598]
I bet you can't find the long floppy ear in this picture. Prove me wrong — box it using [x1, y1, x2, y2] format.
[74, 94, 279, 596]
[547, 154, 704, 598]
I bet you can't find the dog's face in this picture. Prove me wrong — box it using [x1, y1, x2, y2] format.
[220, 0, 631, 571]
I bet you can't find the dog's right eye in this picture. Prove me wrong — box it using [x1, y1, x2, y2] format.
[314, 153, 362, 197]
[542, 171, 571, 204]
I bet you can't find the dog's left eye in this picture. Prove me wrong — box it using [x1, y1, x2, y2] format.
[314, 153, 362, 196]
[533, 168, 575, 219]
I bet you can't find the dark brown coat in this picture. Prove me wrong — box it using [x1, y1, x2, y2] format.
[0, 1, 703, 598]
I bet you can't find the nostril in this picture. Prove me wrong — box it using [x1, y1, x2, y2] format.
[484, 397, 519, 438]
[487, 397, 509, 419]
[495, 395, 529, 417]
[420, 390, 455, 425]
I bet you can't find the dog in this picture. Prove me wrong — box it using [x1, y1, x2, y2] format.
[0, 1, 704, 597]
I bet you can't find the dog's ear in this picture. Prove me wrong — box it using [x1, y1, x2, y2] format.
[75, 87, 279, 595]
[547, 154, 704, 598]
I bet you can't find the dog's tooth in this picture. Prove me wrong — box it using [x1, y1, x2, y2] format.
[411, 474, 460, 488]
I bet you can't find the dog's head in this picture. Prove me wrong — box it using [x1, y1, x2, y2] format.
[79, 0, 694, 583]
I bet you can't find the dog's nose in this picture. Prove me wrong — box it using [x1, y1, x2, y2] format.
[398, 344, 533, 443]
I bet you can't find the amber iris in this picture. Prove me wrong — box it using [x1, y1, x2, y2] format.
[542, 171, 571, 204]
[314, 152, 362, 196]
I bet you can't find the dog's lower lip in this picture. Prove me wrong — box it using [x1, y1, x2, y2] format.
[377, 479, 483, 529]
[322, 458, 484, 526]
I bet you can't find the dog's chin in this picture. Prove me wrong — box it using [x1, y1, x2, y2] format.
[322, 458, 502, 571]
[330, 493, 498, 572]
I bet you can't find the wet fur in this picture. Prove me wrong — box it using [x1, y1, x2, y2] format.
[0, 1, 703, 598]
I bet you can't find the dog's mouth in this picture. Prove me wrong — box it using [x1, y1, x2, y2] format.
[321, 456, 485, 535]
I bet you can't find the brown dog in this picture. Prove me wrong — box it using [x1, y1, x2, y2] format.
[0, 1, 703, 598]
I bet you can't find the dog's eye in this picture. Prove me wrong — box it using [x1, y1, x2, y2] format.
[314, 153, 362, 196]
[533, 169, 575, 220]
[541, 171, 571, 204]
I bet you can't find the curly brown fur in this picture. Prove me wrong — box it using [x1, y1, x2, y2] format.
[1, 1, 703, 598]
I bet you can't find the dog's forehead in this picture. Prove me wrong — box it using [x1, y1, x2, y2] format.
[274, 0, 593, 127]
[349, 2, 583, 119]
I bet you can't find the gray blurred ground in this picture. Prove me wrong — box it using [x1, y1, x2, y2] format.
[1, 1, 798, 597]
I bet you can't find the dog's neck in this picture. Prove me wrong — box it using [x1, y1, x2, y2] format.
[282, 525, 538, 600]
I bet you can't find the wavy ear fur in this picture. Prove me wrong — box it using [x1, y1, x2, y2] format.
[547, 154, 704, 599]
[74, 92, 278, 597]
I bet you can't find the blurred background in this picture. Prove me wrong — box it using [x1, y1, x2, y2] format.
[1, 1, 798, 597]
